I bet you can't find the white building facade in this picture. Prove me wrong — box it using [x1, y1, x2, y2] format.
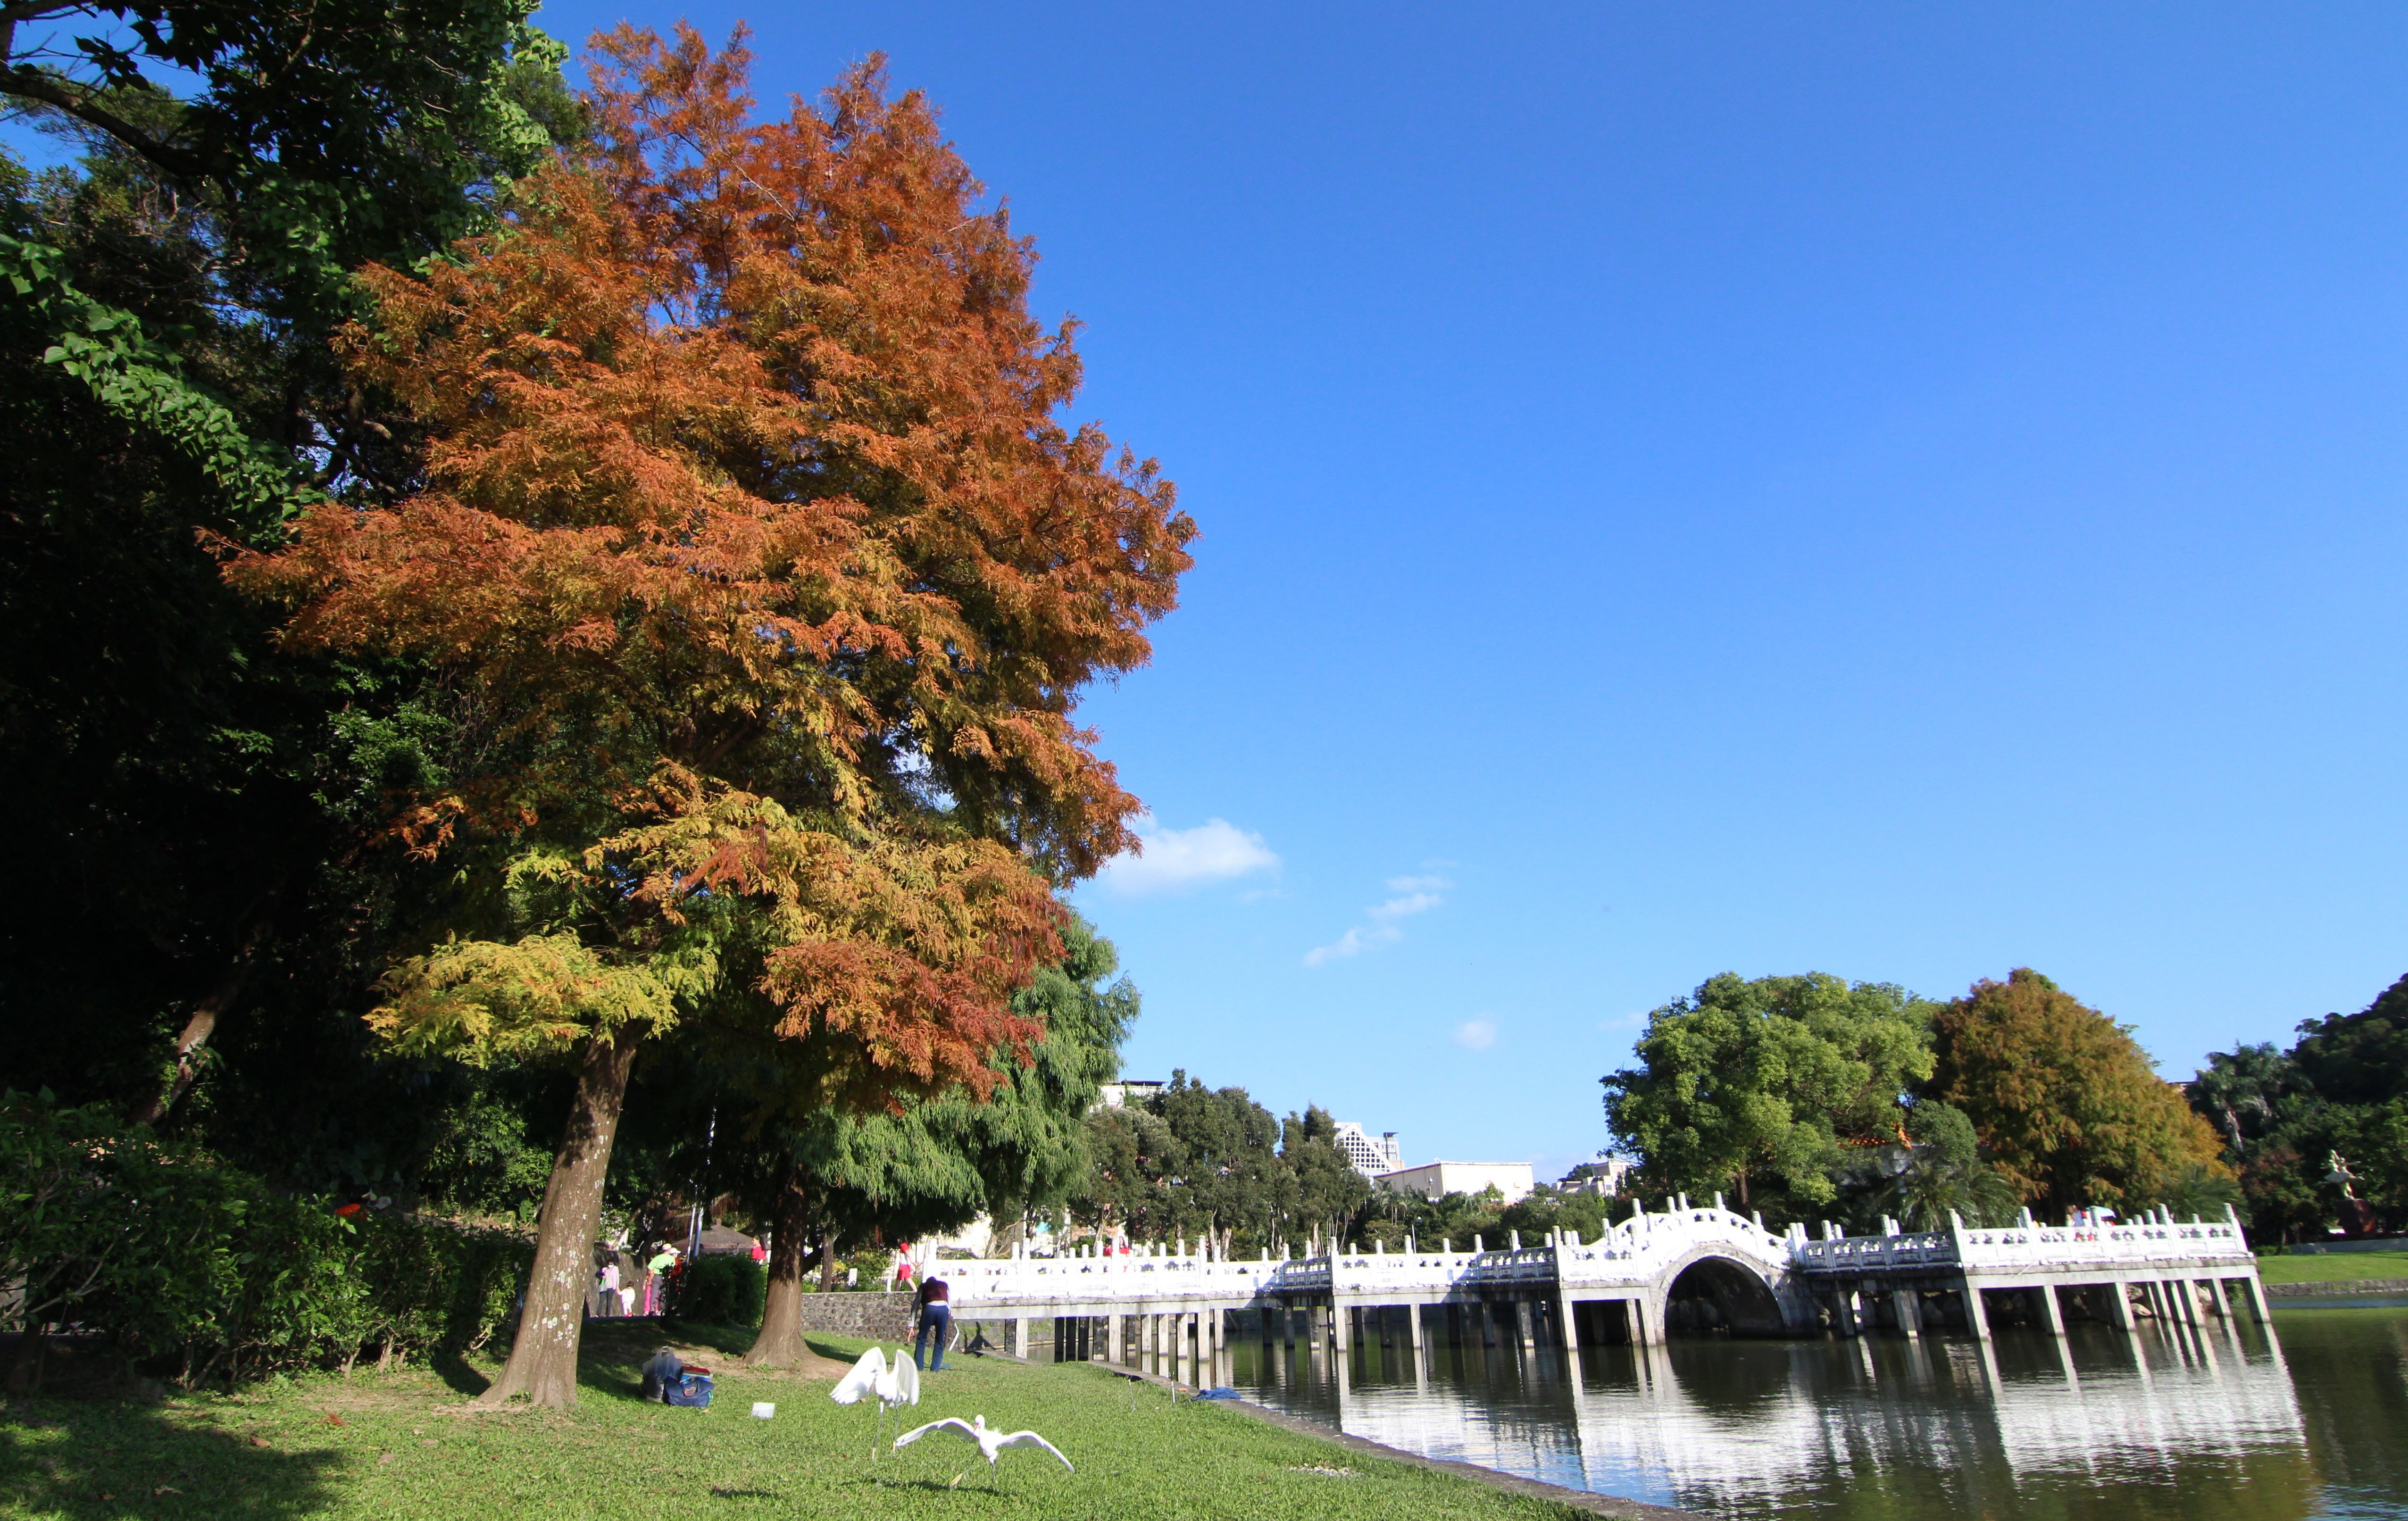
[1331, 1121, 1403, 1178]
[1376, 1160, 1535, 1205]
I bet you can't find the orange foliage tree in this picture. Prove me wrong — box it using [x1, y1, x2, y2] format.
[1928, 969, 2227, 1221]
[227, 26, 1192, 1406]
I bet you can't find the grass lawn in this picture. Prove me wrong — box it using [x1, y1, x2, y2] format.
[0, 1320, 1591, 1521]
[2256, 1250, 2408, 1285]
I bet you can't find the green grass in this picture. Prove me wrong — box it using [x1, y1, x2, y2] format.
[0, 1321, 1585, 1520]
[2255, 1250, 2408, 1285]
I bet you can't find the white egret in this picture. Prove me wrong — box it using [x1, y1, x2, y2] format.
[830, 1347, 919, 1457]
[893, 1414, 1074, 1487]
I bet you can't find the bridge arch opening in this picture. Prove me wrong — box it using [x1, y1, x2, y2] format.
[1665, 1255, 1786, 1337]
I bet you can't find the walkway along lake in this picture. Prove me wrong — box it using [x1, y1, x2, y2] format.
[1225, 1305, 2408, 1519]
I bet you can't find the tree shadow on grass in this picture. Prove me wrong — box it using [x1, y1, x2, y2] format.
[0, 1394, 345, 1519]
[573, 1317, 757, 1401]
[424, 1349, 490, 1399]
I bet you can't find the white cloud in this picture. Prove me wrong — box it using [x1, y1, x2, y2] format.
[1454, 1018, 1498, 1051]
[1368, 892, 1441, 922]
[1097, 815, 1278, 895]
[1304, 871, 1450, 967]
[1303, 924, 1400, 966]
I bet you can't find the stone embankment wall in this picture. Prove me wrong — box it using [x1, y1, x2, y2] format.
[2266, 1277, 2408, 1304]
[787, 1291, 918, 1341]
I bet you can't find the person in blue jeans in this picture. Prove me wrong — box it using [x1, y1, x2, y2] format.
[914, 1273, 951, 1371]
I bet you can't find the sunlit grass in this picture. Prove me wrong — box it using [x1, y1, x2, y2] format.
[2257, 1249, 2408, 1285]
[0, 1321, 1587, 1520]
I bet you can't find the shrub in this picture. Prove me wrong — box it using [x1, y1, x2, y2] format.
[0, 1090, 531, 1386]
[670, 1253, 765, 1328]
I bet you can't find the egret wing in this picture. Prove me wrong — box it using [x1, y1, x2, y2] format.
[894, 1354, 920, 1407]
[830, 1346, 885, 1405]
[893, 1416, 978, 1451]
[997, 1430, 1075, 1472]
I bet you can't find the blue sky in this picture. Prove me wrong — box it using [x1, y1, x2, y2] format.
[24, 5, 2408, 1184]
[702, 1, 2404, 1186]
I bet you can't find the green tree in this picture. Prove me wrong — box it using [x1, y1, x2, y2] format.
[1283, 1107, 1371, 1252]
[0, 0, 573, 1147]
[1929, 968, 2226, 1220]
[1888, 1100, 2020, 1231]
[1601, 972, 1937, 1219]
[739, 914, 1138, 1366]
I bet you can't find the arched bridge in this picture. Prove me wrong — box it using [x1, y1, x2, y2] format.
[936, 1198, 2268, 1369]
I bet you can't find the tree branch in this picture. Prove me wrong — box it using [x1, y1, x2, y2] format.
[0, 64, 210, 184]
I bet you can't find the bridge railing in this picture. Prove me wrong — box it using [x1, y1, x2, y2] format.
[1793, 1231, 1954, 1272]
[1951, 1214, 2253, 1271]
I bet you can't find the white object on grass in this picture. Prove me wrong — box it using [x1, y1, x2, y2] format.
[829, 1346, 886, 1406]
[751, 1402, 775, 1419]
[830, 1346, 920, 1457]
[893, 1414, 1074, 1481]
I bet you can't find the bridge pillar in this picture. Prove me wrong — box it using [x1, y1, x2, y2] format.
[2234, 1273, 2272, 1325]
[1891, 1287, 1923, 1338]
[1962, 1280, 1993, 1341]
[2034, 1282, 2067, 1337]
[1012, 1316, 1028, 1359]
[1107, 1311, 1122, 1365]
[2200, 1277, 2231, 1319]
[1332, 1300, 1350, 1355]
[2099, 1280, 2136, 1331]
[1512, 1296, 1536, 1354]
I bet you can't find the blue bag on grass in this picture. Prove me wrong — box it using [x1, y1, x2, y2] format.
[665, 1370, 714, 1408]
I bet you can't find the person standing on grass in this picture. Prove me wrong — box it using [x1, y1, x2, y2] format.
[599, 1257, 622, 1317]
[914, 1272, 951, 1372]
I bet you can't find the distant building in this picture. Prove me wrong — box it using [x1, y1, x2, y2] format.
[1331, 1121, 1403, 1179]
[1094, 1079, 1167, 1111]
[1559, 1156, 1635, 1197]
[1376, 1161, 1534, 1205]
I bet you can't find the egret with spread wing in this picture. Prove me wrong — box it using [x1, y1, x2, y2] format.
[829, 1347, 920, 1458]
[893, 1414, 1074, 1487]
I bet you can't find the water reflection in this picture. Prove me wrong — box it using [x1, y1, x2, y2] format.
[1231, 1310, 2408, 1519]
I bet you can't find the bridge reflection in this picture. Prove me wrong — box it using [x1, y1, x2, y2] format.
[1237, 1313, 2314, 1520]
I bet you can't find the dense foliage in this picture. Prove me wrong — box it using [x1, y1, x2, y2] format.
[1602, 972, 1937, 1219]
[1, 1092, 530, 1392]
[2188, 973, 2408, 1241]
[3, 16, 1187, 1402]
[668, 1253, 768, 1330]
[1069, 1081, 1370, 1255]
[1928, 968, 2224, 1220]
[1603, 967, 2231, 1231]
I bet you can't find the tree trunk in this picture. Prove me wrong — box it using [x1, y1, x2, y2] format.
[5, 1322, 47, 1394]
[745, 1165, 821, 1366]
[473, 1028, 640, 1408]
[817, 1230, 839, 1292]
[132, 911, 274, 1128]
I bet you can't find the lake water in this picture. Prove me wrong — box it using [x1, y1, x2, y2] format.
[1225, 1308, 2408, 1519]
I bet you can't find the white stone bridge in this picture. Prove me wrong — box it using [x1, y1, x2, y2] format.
[938, 1198, 2268, 1374]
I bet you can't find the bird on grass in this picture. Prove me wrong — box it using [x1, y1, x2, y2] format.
[893, 1415, 1074, 1487]
[829, 1347, 919, 1458]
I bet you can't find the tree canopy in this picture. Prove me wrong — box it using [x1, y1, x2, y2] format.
[2188, 973, 2408, 1239]
[1929, 968, 2224, 1220]
[1602, 972, 1937, 1215]
[223, 26, 1192, 1405]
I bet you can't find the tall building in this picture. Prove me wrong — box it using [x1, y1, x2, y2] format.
[1331, 1121, 1402, 1178]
